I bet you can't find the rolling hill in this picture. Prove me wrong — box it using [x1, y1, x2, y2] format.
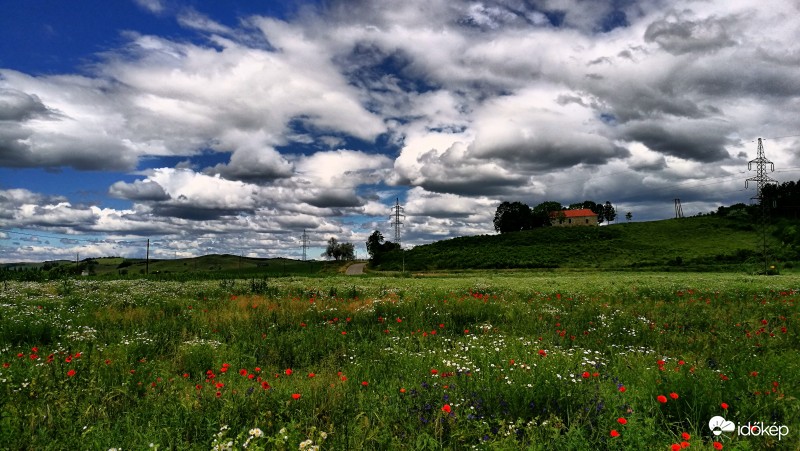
[374, 215, 783, 272]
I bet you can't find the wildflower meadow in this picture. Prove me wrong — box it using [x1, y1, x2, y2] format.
[0, 272, 798, 450]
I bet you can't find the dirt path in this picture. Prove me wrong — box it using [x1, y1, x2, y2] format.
[345, 262, 367, 275]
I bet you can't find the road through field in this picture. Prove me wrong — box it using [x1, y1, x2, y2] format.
[345, 262, 366, 275]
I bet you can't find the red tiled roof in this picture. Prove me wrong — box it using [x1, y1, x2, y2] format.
[549, 208, 597, 218]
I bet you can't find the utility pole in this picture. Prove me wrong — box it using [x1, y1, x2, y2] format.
[745, 138, 776, 274]
[146, 239, 150, 275]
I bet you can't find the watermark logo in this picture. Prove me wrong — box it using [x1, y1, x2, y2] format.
[709, 416, 789, 441]
[708, 416, 735, 436]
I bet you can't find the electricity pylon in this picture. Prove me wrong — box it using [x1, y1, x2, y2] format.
[745, 138, 776, 274]
[390, 198, 405, 247]
[301, 229, 309, 261]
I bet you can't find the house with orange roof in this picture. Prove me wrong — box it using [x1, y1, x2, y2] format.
[550, 208, 598, 227]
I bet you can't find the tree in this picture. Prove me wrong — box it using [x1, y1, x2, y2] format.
[493, 201, 533, 233]
[532, 201, 563, 227]
[625, 211, 632, 222]
[338, 242, 355, 261]
[603, 201, 617, 224]
[323, 237, 356, 261]
[366, 231, 385, 260]
[366, 230, 400, 266]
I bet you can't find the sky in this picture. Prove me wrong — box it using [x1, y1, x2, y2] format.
[1, 0, 799, 262]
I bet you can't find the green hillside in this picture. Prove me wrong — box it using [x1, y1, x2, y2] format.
[376, 215, 785, 272]
[1, 255, 341, 281]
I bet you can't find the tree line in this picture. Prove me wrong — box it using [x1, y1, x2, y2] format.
[493, 200, 617, 233]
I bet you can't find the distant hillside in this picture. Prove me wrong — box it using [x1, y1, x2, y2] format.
[375, 215, 783, 271]
[1, 255, 342, 280]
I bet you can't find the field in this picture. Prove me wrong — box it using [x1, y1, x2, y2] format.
[1, 272, 798, 450]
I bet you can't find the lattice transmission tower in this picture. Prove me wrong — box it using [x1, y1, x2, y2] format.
[745, 138, 776, 274]
[390, 198, 405, 247]
[746, 138, 776, 202]
[301, 229, 310, 261]
[674, 199, 684, 219]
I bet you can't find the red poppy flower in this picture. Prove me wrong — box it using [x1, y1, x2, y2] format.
[582, 371, 590, 379]
[538, 349, 547, 357]
[195, 384, 202, 390]
[671, 444, 681, 451]
[285, 368, 293, 376]
[291, 393, 301, 400]
[657, 395, 668, 403]
[618, 386, 626, 393]
[617, 418, 627, 425]
[361, 381, 369, 386]
[431, 369, 439, 375]
[400, 388, 406, 393]
[610, 430, 620, 438]
[441, 404, 451, 413]
[66, 369, 76, 377]
[308, 372, 316, 378]
[680, 441, 690, 448]
[720, 402, 729, 409]
[670, 392, 679, 400]
[681, 432, 690, 440]
[713, 442, 723, 450]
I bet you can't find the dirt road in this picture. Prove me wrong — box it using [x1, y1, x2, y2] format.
[345, 262, 367, 275]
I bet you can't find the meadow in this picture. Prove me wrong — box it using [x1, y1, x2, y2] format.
[0, 272, 798, 450]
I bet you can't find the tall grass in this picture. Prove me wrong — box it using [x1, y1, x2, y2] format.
[0, 273, 798, 449]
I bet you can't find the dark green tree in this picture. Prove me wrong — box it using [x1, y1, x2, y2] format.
[323, 237, 356, 261]
[366, 231, 385, 260]
[366, 230, 400, 266]
[493, 201, 533, 233]
[603, 201, 617, 224]
[532, 201, 563, 227]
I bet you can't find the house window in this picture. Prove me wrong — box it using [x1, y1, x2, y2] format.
[585, 219, 589, 224]
[568, 219, 572, 224]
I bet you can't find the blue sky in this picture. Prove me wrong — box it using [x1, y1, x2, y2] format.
[1, 0, 800, 262]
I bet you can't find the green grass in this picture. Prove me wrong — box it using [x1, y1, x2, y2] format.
[0, 272, 798, 449]
[377, 215, 777, 272]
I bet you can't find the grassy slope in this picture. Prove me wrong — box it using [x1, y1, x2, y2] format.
[1, 255, 342, 278]
[379, 215, 774, 271]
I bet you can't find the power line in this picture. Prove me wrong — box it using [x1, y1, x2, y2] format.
[0, 228, 148, 244]
[760, 134, 800, 141]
